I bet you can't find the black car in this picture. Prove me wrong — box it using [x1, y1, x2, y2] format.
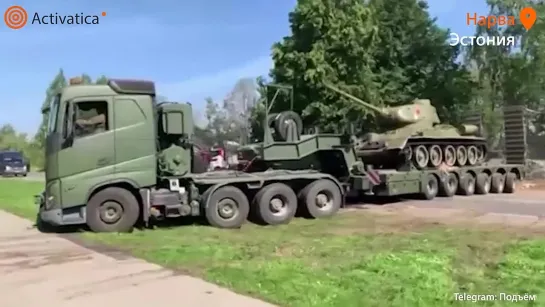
[0, 151, 29, 177]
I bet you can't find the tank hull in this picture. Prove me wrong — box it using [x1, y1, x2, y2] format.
[355, 136, 488, 170]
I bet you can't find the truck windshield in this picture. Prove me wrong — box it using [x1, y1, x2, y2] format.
[47, 94, 61, 133]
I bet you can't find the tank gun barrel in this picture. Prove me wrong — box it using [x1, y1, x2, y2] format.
[323, 82, 386, 116]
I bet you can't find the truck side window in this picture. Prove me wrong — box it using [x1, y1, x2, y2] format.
[74, 101, 108, 138]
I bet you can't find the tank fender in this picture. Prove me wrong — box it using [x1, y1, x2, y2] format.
[201, 174, 345, 209]
[387, 138, 409, 149]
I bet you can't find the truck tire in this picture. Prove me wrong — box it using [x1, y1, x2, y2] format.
[475, 173, 491, 194]
[490, 173, 505, 193]
[274, 111, 303, 141]
[504, 173, 516, 193]
[253, 183, 297, 225]
[458, 174, 475, 195]
[420, 174, 438, 200]
[205, 186, 249, 228]
[438, 173, 457, 197]
[298, 179, 341, 218]
[86, 187, 140, 232]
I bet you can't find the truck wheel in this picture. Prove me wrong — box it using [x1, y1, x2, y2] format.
[490, 173, 505, 193]
[205, 186, 249, 228]
[504, 173, 516, 193]
[458, 174, 475, 195]
[86, 187, 140, 232]
[299, 179, 341, 218]
[475, 173, 491, 194]
[438, 173, 457, 197]
[421, 174, 438, 200]
[253, 183, 297, 225]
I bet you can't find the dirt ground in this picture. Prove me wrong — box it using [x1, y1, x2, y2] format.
[346, 179, 545, 231]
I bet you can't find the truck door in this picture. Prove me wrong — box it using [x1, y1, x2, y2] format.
[58, 96, 115, 207]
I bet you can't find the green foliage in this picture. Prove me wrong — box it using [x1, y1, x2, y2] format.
[95, 75, 108, 84]
[262, 0, 477, 134]
[465, 0, 545, 147]
[270, 0, 379, 131]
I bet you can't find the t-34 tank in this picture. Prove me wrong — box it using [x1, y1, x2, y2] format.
[324, 83, 487, 170]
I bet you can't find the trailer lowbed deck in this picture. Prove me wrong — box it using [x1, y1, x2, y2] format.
[353, 163, 523, 199]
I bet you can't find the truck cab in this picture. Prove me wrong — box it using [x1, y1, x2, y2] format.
[39, 77, 195, 226]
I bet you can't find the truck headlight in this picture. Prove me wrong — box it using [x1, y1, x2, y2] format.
[23, 165, 27, 171]
[5, 166, 11, 171]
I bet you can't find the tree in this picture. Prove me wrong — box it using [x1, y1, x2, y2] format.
[466, 0, 545, 148]
[269, 0, 379, 131]
[80, 74, 92, 84]
[248, 76, 269, 141]
[265, 0, 476, 134]
[368, 0, 476, 124]
[223, 78, 259, 144]
[95, 75, 108, 84]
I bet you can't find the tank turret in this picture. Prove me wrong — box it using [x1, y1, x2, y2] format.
[323, 82, 488, 170]
[324, 83, 441, 125]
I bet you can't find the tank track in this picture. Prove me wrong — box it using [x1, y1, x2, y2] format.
[355, 138, 488, 170]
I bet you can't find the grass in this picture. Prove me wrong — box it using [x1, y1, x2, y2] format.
[1, 179, 545, 306]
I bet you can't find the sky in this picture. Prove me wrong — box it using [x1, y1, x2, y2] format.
[0, 0, 488, 135]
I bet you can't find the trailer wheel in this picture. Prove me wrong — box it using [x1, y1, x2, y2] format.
[504, 173, 516, 193]
[490, 173, 505, 193]
[438, 173, 457, 197]
[421, 174, 439, 200]
[86, 187, 140, 232]
[299, 179, 341, 218]
[253, 183, 297, 225]
[475, 173, 491, 194]
[458, 174, 475, 195]
[205, 186, 249, 228]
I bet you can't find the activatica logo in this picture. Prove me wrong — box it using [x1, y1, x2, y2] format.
[3, 6, 106, 29]
[32, 12, 106, 25]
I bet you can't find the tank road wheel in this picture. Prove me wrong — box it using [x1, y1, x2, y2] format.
[86, 187, 140, 232]
[253, 183, 297, 225]
[205, 186, 250, 228]
[455, 146, 468, 166]
[420, 174, 439, 200]
[443, 145, 456, 167]
[428, 145, 442, 167]
[467, 145, 479, 166]
[438, 172, 458, 197]
[504, 173, 517, 193]
[458, 174, 476, 195]
[299, 179, 342, 218]
[475, 173, 491, 194]
[477, 146, 485, 163]
[490, 173, 505, 193]
[413, 145, 429, 169]
[403, 146, 412, 161]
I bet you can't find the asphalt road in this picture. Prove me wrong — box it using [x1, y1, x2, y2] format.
[0, 211, 275, 307]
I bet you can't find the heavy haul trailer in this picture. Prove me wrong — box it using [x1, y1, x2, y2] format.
[356, 165, 522, 200]
[36, 78, 524, 232]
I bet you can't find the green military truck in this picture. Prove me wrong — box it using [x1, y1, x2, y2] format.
[36, 78, 524, 232]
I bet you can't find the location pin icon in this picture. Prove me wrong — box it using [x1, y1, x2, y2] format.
[520, 7, 537, 30]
